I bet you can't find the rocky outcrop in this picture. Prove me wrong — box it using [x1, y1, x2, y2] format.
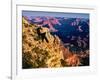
[22, 17, 64, 68]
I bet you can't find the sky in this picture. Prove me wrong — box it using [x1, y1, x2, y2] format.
[22, 10, 89, 19]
